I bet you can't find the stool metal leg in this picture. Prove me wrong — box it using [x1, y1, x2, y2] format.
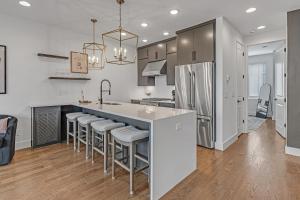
[104, 131, 108, 175]
[67, 119, 70, 145]
[73, 121, 77, 152]
[91, 128, 95, 163]
[86, 125, 89, 160]
[77, 123, 81, 153]
[129, 142, 134, 195]
[112, 137, 115, 179]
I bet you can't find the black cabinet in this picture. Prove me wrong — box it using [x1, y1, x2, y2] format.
[148, 43, 166, 62]
[31, 106, 61, 148]
[166, 53, 177, 85]
[177, 21, 215, 65]
[137, 58, 155, 86]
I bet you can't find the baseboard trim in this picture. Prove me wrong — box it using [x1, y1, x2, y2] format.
[16, 140, 31, 150]
[285, 146, 300, 157]
[215, 133, 238, 151]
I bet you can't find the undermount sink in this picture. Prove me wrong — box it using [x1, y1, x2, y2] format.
[102, 102, 121, 105]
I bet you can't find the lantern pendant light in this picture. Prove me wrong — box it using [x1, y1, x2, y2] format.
[83, 19, 105, 70]
[102, 0, 138, 65]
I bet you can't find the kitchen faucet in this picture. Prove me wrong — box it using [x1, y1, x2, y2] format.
[99, 79, 111, 104]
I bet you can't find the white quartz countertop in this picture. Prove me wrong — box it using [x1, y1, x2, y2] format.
[31, 101, 194, 122]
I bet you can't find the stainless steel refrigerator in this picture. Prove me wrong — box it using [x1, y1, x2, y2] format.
[175, 62, 215, 148]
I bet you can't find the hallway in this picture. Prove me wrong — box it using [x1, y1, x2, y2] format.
[164, 120, 300, 199]
[1, 120, 300, 200]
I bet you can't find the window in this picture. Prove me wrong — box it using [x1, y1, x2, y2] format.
[248, 63, 266, 97]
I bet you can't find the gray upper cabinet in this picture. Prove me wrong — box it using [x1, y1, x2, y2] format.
[138, 47, 148, 60]
[137, 58, 155, 86]
[177, 21, 215, 65]
[167, 39, 177, 54]
[148, 43, 167, 62]
[194, 23, 214, 63]
[177, 30, 194, 65]
[167, 53, 177, 85]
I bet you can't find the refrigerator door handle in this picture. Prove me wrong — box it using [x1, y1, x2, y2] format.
[192, 71, 196, 108]
[189, 71, 192, 107]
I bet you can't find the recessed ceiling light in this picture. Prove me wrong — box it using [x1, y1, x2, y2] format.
[246, 7, 256, 13]
[141, 23, 148, 28]
[121, 32, 126, 36]
[170, 9, 179, 15]
[163, 32, 169, 36]
[257, 25, 266, 30]
[19, 1, 31, 7]
[142, 39, 148, 43]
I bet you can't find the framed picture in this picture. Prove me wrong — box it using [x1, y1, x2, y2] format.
[0, 45, 6, 94]
[70, 51, 88, 74]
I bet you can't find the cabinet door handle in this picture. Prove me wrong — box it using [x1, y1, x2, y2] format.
[155, 52, 158, 59]
[192, 51, 196, 61]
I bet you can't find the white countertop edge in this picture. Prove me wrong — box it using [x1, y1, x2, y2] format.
[30, 101, 195, 122]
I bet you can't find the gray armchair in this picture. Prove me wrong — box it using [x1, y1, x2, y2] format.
[0, 115, 18, 166]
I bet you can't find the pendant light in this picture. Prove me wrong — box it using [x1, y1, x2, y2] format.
[83, 18, 105, 70]
[102, 0, 138, 65]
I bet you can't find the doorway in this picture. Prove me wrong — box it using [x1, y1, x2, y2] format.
[246, 40, 286, 136]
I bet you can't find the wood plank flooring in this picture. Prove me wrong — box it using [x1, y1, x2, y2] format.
[1, 119, 300, 200]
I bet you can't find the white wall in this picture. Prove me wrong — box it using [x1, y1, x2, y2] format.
[0, 13, 141, 149]
[248, 54, 274, 116]
[0, 13, 175, 150]
[215, 17, 244, 151]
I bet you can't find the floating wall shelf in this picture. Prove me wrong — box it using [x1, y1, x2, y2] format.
[38, 53, 69, 60]
[48, 76, 91, 80]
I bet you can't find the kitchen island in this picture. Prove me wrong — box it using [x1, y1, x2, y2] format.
[31, 101, 197, 200]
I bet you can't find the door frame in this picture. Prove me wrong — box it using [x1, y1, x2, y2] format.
[244, 39, 287, 134]
[236, 41, 247, 135]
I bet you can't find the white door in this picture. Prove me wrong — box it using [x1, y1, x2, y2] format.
[236, 42, 246, 135]
[274, 46, 286, 138]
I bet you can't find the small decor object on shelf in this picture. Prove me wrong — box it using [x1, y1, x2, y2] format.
[0, 45, 6, 94]
[70, 51, 88, 74]
[83, 19, 105, 70]
[102, 0, 138, 65]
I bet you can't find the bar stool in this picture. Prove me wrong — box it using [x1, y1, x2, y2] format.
[66, 112, 90, 151]
[77, 115, 104, 159]
[91, 120, 125, 174]
[111, 126, 149, 195]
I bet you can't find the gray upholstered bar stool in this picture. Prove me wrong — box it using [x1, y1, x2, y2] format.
[77, 115, 104, 160]
[91, 120, 125, 174]
[111, 126, 149, 195]
[66, 112, 90, 151]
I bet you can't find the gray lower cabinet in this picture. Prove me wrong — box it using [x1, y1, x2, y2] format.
[137, 58, 155, 86]
[167, 53, 177, 85]
[31, 106, 61, 148]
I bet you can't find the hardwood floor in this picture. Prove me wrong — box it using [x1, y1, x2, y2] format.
[1, 120, 300, 200]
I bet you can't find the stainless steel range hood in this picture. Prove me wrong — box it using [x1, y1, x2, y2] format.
[142, 60, 167, 77]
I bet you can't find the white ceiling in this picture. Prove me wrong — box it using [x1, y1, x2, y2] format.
[1, 0, 300, 45]
[248, 40, 285, 56]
